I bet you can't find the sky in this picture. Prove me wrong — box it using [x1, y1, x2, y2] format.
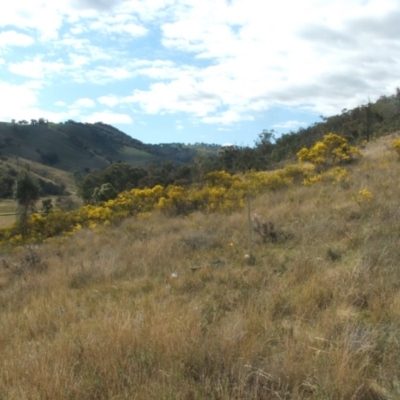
[1, 0, 400, 146]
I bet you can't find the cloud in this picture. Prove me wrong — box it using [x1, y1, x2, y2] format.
[0, 2, 65, 40]
[0, 82, 39, 120]
[298, 25, 355, 49]
[139, 0, 400, 120]
[8, 56, 67, 79]
[82, 66, 134, 83]
[201, 110, 254, 125]
[88, 14, 147, 37]
[175, 120, 184, 130]
[69, 0, 121, 11]
[81, 111, 133, 124]
[98, 95, 120, 107]
[272, 120, 307, 130]
[75, 98, 95, 107]
[2, 0, 400, 136]
[125, 78, 222, 117]
[55, 101, 67, 106]
[0, 30, 35, 47]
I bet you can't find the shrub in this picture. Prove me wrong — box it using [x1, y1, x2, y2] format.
[391, 139, 400, 158]
[297, 133, 361, 170]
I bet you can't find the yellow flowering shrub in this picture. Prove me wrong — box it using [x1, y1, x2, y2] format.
[391, 139, 400, 157]
[204, 171, 239, 188]
[302, 174, 324, 186]
[353, 188, 373, 205]
[303, 166, 349, 186]
[1, 145, 342, 247]
[297, 133, 361, 169]
[279, 164, 315, 184]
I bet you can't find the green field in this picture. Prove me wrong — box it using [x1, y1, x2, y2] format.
[0, 200, 16, 228]
[0, 195, 82, 229]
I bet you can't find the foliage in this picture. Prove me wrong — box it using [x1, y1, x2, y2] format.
[0, 165, 311, 245]
[41, 198, 53, 216]
[0, 164, 17, 198]
[0, 134, 363, 246]
[302, 166, 349, 186]
[92, 183, 118, 204]
[353, 188, 373, 206]
[391, 138, 400, 157]
[3, 134, 400, 400]
[40, 151, 59, 165]
[99, 163, 148, 192]
[14, 171, 40, 237]
[297, 133, 361, 170]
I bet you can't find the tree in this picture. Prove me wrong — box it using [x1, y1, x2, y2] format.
[93, 183, 118, 204]
[255, 129, 275, 154]
[14, 171, 40, 237]
[100, 163, 147, 192]
[41, 198, 53, 216]
[363, 99, 373, 142]
[40, 151, 59, 165]
[217, 145, 241, 172]
[78, 173, 101, 204]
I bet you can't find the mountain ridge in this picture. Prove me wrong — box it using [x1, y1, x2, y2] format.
[0, 120, 219, 173]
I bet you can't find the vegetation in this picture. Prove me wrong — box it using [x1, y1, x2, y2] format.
[14, 171, 40, 238]
[1, 89, 400, 397]
[297, 133, 361, 169]
[0, 120, 209, 178]
[2, 89, 400, 205]
[1, 132, 400, 398]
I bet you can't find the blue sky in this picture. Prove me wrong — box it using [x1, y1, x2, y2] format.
[1, 0, 400, 146]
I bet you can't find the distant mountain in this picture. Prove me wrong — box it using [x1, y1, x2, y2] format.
[0, 120, 218, 173]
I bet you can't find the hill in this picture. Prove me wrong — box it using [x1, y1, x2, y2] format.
[0, 120, 208, 172]
[0, 120, 221, 203]
[1, 133, 400, 398]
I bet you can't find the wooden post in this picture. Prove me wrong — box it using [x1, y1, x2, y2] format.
[246, 196, 255, 265]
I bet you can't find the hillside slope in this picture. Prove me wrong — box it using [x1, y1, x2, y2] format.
[0, 121, 202, 172]
[1, 133, 400, 398]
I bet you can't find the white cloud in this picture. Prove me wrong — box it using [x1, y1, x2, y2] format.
[55, 101, 66, 106]
[69, 0, 120, 11]
[8, 56, 67, 79]
[0, 2, 65, 40]
[0, 82, 39, 120]
[0, 30, 35, 47]
[83, 66, 134, 83]
[142, 0, 400, 118]
[124, 76, 222, 117]
[201, 111, 254, 125]
[81, 111, 133, 124]
[75, 98, 95, 107]
[2, 0, 400, 136]
[98, 95, 120, 107]
[88, 16, 148, 37]
[272, 120, 308, 130]
[175, 121, 184, 130]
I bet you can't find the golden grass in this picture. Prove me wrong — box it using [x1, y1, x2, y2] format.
[1, 138, 400, 399]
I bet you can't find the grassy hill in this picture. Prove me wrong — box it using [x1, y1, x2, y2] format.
[0, 121, 220, 213]
[0, 120, 207, 174]
[1, 133, 400, 398]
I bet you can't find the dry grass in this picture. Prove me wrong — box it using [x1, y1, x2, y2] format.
[1, 137, 400, 399]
